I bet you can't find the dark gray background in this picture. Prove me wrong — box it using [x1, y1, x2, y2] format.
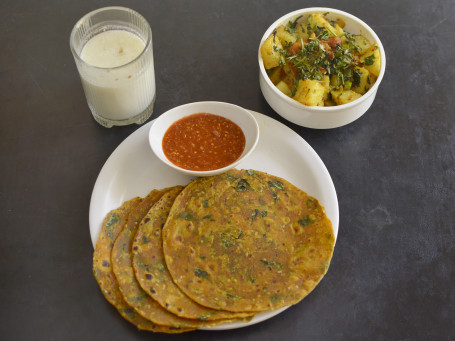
[1, 0, 454, 340]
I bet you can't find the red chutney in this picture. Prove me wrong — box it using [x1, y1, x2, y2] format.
[162, 113, 246, 171]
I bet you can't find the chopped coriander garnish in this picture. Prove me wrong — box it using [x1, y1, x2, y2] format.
[364, 54, 375, 66]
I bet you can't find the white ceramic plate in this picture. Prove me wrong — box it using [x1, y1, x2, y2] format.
[89, 110, 339, 330]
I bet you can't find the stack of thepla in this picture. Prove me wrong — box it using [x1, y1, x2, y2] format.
[93, 169, 335, 333]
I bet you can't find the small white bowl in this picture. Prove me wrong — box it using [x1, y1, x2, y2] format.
[149, 101, 260, 177]
[258, 7, 386, 129]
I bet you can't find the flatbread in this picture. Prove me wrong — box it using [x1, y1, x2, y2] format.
[93, 197, 187, 333]
[163, 169, 335, 312]
[111, 187, 239, 328]
[132, 186, 253, 321]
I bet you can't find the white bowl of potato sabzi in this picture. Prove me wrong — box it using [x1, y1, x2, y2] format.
[258, 8, 386, 129]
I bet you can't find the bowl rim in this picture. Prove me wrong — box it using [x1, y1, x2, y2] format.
[258, 7, 386, 113]
[148, 101, 260, 177]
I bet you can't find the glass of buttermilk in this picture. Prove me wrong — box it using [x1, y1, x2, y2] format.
[70, 7, 155, 127]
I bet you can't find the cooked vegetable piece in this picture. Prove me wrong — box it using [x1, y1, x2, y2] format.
[361, 44, 381, 77]
[295, 23, 309, 40]
[349, 34, 372, 54]
[321, 75, 330, 90]
[324, 97, 337, 106]
[330, 74, 342, 88]
[268, 67, 282, 84]
[352, 67, 375, 95]
[321, 75, 330, 100]
[330, 89, 362, 105]
[308, 13, 343, 37]
[293, 80, 327, 106]
[261, 34, 283, 69]
[276, 81, 291, 96]
[275, 25, 297, 46]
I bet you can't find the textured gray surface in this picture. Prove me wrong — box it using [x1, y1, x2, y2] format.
[1, 0, 454, 340]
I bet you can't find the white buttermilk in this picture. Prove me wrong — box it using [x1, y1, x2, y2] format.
[79, 30, 155, 120]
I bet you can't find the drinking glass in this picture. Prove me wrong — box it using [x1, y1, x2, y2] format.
[70, 7, 155, 127]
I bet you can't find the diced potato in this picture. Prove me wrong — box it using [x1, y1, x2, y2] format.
[352, 67, 375, 95]
[260, 34, 283, 69]
[324, 97, 337, 106]
[308, 14, 331, 33]
[360, 44, 381, 77]
[332, 24, 344, 37]
[351, 34, 372, 54]
[267, 67, 283, 85]
[295, 22, 309, 40]
[321, 75, 330, 90]
[330, 89, 362, 105]
[333, 24, 345, 37]
[321, 75, 330, 100]
[276, 81, 291, 96]
[280, 63, 296, 88]
[293, 79, 327, 106]
[275, 25, 297, 46]
[336, 18, 345, 28]
[308, 13, 343, 37]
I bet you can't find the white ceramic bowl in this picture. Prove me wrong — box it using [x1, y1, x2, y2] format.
[258, 7, 386, 129]
[149, 101, 259, 177]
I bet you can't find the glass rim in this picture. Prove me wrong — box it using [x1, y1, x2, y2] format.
[69, 6, 153, 71]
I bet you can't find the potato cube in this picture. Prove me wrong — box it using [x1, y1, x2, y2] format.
[308, 13, 343, 37]
[324, 98, 337, 106]
[321, 75, 330, 100]
[333, 24, 345, 37]
[335, 18, 346, 28]
[295, 23, 309, 40]
[322, 75, 330, 86]
[267, 67, 283, 85]
[275, 25, 297, 46]
[280, 63, 297, 88]
[276, 81, 291, 96]
[260, 34, 283, 69]
[293, 80, 327, 106]
[330, 89, 362, 105]
[361, 44, 381, 77]
[352, 67, 375, 95]
[350, 34, 372, 54]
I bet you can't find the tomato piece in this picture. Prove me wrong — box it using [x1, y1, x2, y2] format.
[288, 39, 306, 55]
[326, 37, 342, 49]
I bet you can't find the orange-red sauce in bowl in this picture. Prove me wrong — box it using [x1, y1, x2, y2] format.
[162, 113, 246, 171]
